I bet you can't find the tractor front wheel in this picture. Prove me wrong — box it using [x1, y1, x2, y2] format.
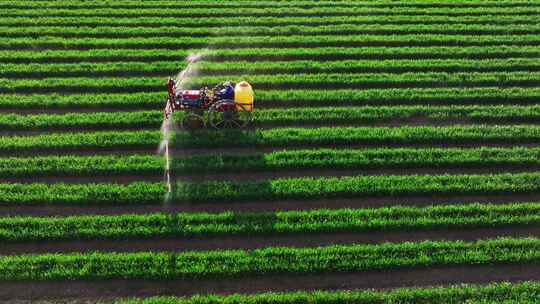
[208, 100, 251, 129]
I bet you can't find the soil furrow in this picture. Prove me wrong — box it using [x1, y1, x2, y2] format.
[2, 193, 540, 217]
[1, 264, 540, 301]
[1, 226, 538, 255]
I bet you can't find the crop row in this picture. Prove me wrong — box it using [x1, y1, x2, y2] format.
[0, 130, 159, 154]
[3, 72, 539, 94]
[3, 125, 540, 154]
[171, 125, 540, 149]
[5, 143, 540, 175]
[0, 154, 162, 177]
[172, 147, 540, 174]
[5, 58, 540, 78]
[0, 203, 539, 241]
[0, 238, 539, 280]
[4, 124, 540, 153]
[117, 281, 540, 304]
[5, 172, 540, 205]
[2, 46, 537, 64]
[0, 111, 161, 131]
[4, 0, 537, 9]
[6, 103, 540, 131]
[3, 35, 540, 51]
[183, 72, 540, 91]
[4, 24, 540, 39]
[0, 92, 161, 110]
[2, 87, 540, 110]
[5, 146, 540, 178]
[172, 172, 540, 203]
[5, 6, 540, 18]
[243, 105, 540, 125]
[247, 87, 540, 107]
[3, 15, 537, 28]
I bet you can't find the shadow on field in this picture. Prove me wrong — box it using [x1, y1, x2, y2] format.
[166, 127, 273, 207]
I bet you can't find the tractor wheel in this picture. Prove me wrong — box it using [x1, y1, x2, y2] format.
[181, 112, 205, 130]
[208, 100, 252, 129]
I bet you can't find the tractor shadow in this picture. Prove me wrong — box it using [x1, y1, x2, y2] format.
[165, 118, 274, 208]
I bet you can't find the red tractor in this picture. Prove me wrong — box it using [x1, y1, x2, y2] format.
[164, 79, 254, 130]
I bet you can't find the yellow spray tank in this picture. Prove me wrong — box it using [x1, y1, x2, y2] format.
[234, 81, 254, 112]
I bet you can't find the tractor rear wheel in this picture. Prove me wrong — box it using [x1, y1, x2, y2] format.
[208, 100, 252, 129]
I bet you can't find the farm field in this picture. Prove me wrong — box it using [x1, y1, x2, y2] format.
[2, 0, 540, 303]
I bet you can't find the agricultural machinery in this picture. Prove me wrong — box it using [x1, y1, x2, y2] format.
[164, 79, 254, 129]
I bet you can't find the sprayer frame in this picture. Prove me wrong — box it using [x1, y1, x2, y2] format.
[164, 79, 252, 130]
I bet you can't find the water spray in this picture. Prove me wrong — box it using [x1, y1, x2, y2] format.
[159, 51, 207, 194]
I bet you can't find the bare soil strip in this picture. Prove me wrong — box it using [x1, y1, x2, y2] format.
[2, 193, 540, 217]
[1, 264, 539, 301]
[1, 226, 539, 255]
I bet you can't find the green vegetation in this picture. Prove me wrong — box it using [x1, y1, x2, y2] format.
[3, 34, 539, 51]
[3, 0, 540, 295]
[0, 182, 164, 205]
[2, 87, 540, 110]
[172, 125, 540, 148]
[0, 238, 540, 280]
[172, 172, 540, 203]
[0, 130, 160, 153]
[0, 111, 161, 130]
[3, 14, 538, 28]
[3, 24, 540, 40]
[0, 203, 538, 241]
[4, 172, 540, 205]
[172, 147, 540, 173]
[3, 46, 538, 64]
[118, 281, 540, 304]
[3, 72, 539, 93]
[5, 58, 540, 78]
[0, 154, 162, 177]
[6, 6, 540, 18]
